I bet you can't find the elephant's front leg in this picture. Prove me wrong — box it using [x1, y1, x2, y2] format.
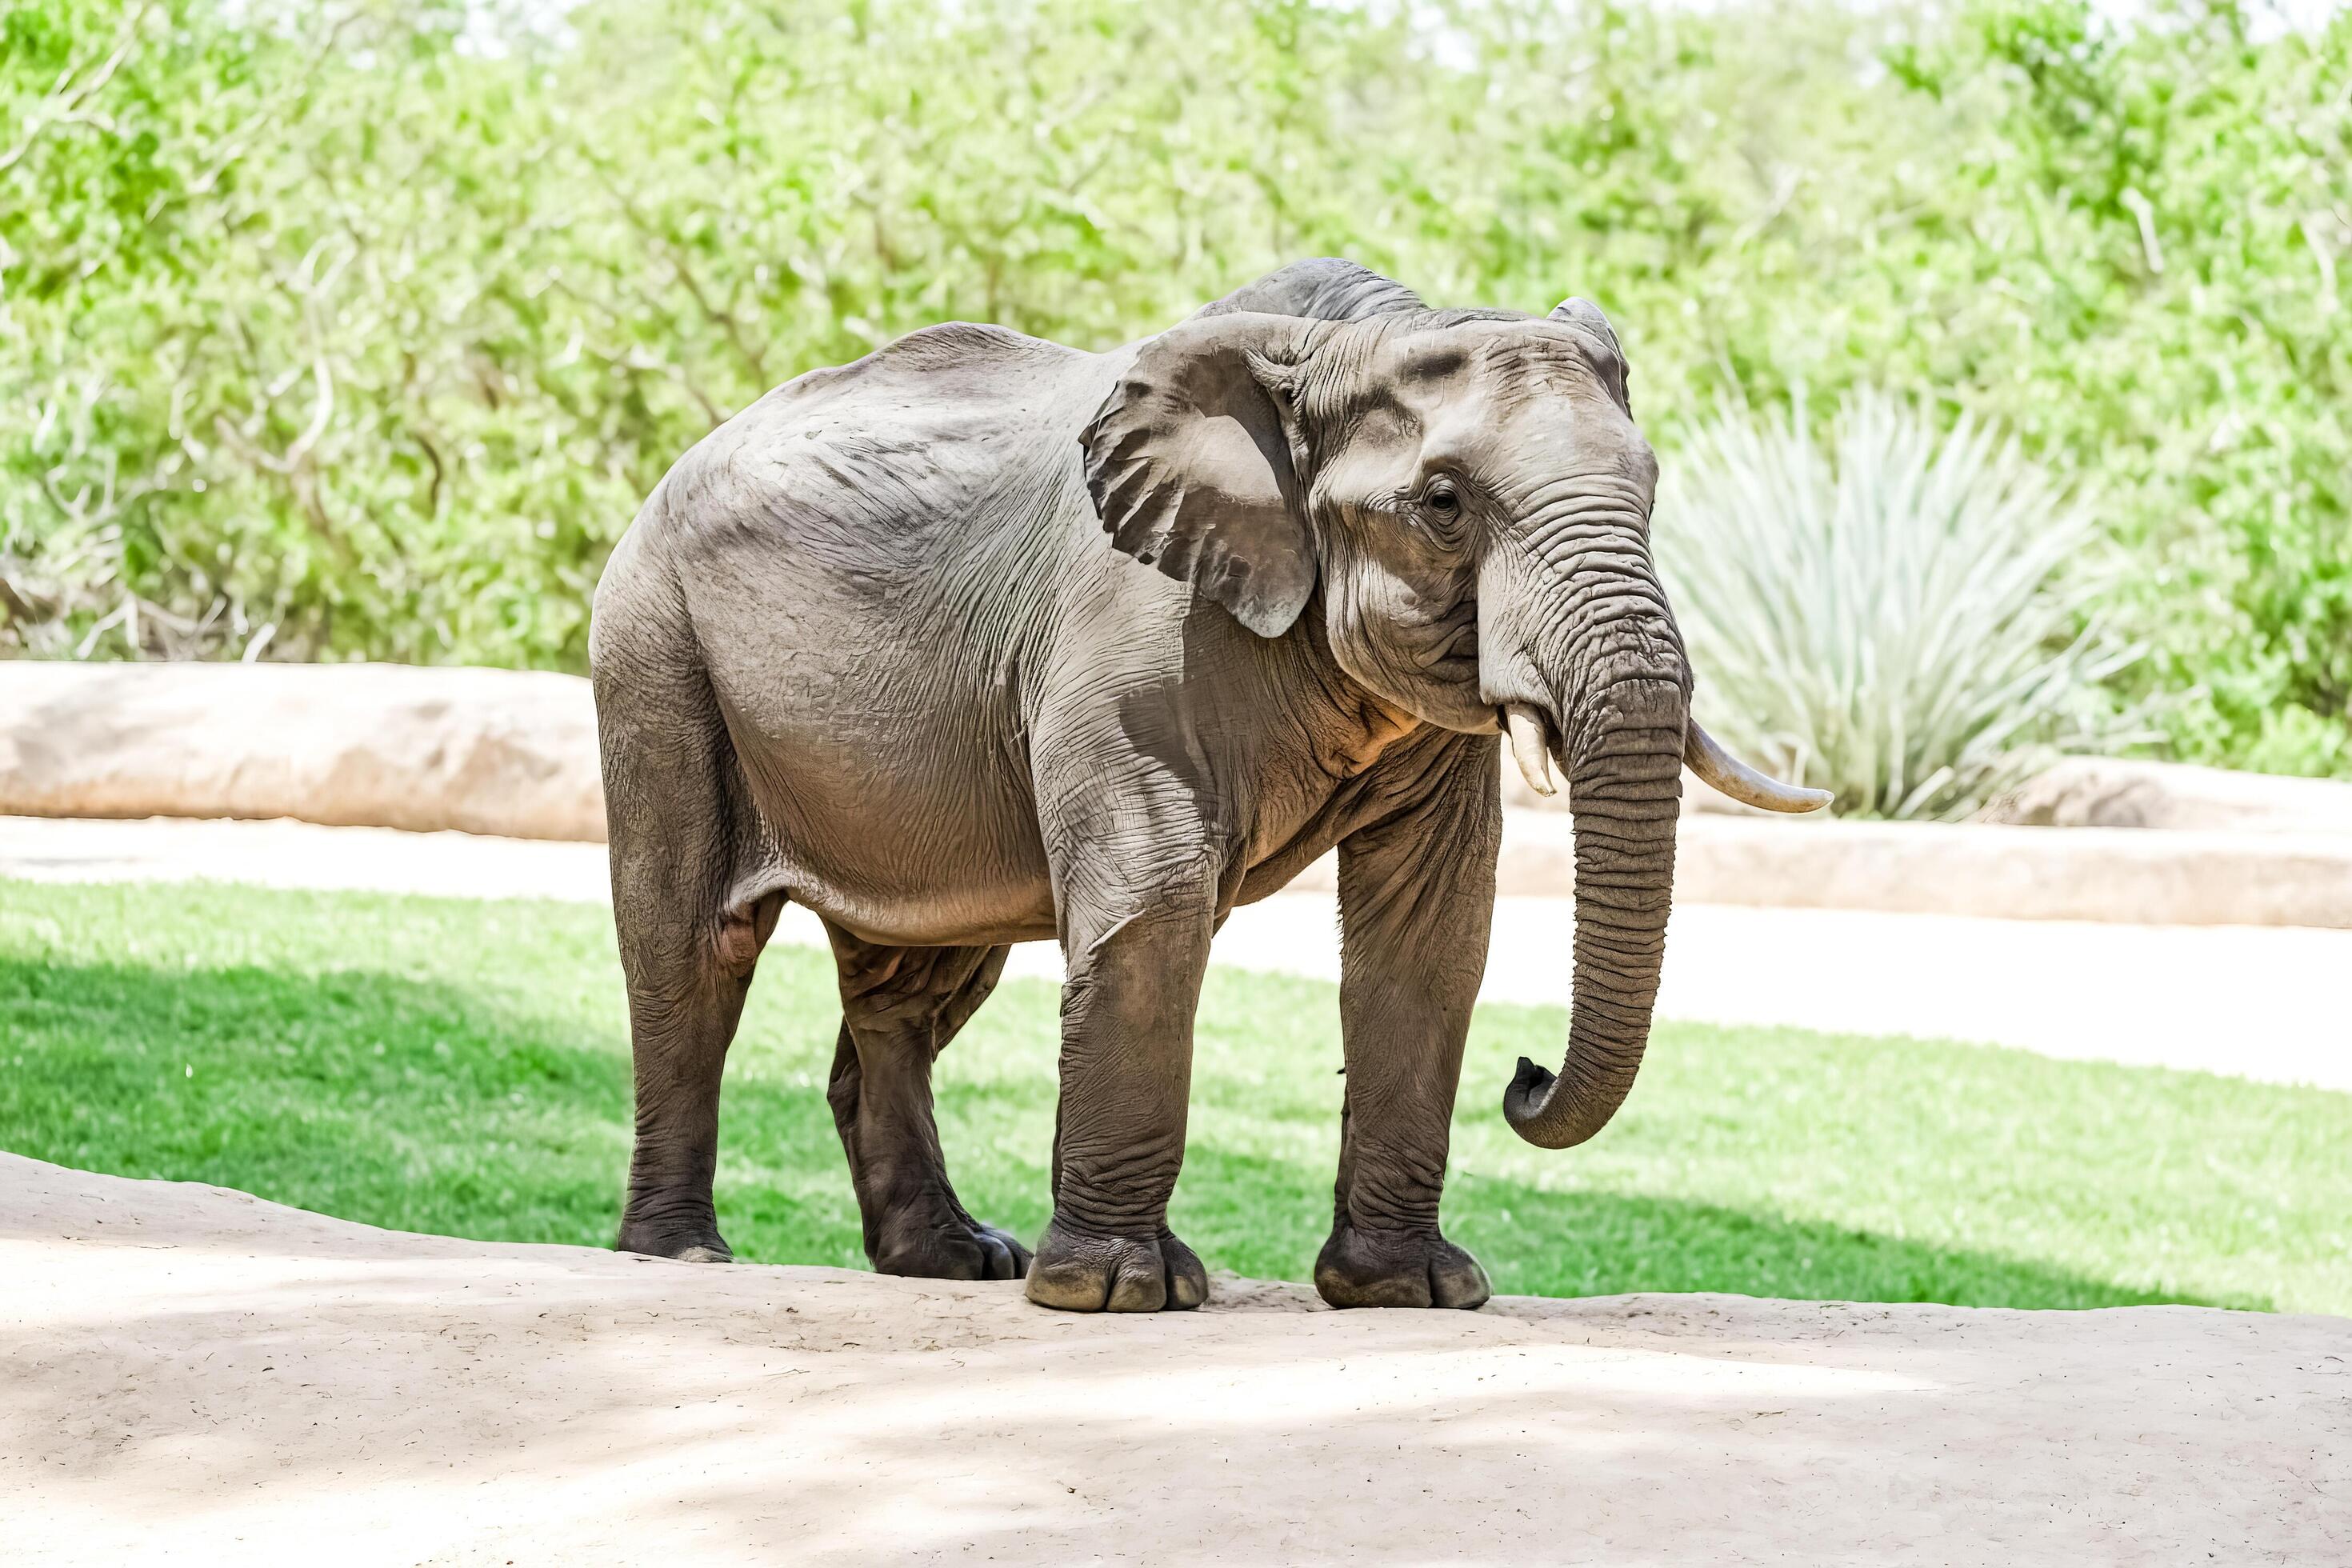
[1318, 740, 1502, 1310]
[1025, 893, 1215, 1314]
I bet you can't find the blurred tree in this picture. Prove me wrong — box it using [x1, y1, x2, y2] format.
[2, 0, 2345, 776]
[1882, 0, 2352, 774]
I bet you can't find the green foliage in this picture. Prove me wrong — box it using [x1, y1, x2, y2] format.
[2, 0, 2346, 773]
[1881, 0, 2352, 777]
[8, 877, 2351, 1311]
[1658, 394, 2139, 818]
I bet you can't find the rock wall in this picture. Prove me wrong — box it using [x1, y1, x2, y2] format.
[7, 660, 2350, 926]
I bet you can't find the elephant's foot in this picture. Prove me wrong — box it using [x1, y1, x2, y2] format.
[1314, 1222, 1490, 1310]
[618, 1210, 734, 1264]
[1024, 1217, 1208, 1312]
[871, 1200, 1034, 1282]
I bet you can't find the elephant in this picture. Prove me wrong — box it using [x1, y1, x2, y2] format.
[589, 258, 1826, 1314]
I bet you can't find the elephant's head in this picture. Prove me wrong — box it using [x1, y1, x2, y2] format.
[1081, 297, 1827, 1150]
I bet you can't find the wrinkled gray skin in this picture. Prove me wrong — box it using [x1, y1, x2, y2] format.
[591, 259, 1688, 1312]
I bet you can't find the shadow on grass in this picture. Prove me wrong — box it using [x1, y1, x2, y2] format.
[1178, 1147, 2259, 1313]
[1, 954, 2258, 1312]
[0, 947, 1035, 1271]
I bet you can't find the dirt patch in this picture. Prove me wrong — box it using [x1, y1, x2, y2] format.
[2, 1152, 2344, 1565]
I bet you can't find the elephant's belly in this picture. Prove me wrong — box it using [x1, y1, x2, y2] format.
[727, 721, 1060, 949]
[784, 872, 1059, 950]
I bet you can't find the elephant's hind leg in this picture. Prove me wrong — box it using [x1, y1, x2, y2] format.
[825, 928, 1030, 1281]
[595, 610, 783, 1264]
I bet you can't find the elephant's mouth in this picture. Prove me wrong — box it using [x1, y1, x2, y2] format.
[1365, 600, 1496, 735]
[1405, 605, 1480, 683]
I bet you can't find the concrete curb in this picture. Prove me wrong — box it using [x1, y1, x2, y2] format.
[1287, 810, 2352, 930]
[1283, 811, 2352, 929]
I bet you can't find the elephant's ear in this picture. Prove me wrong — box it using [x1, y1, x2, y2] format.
[1550, 296, 1633, 416]
[1079, 313, 1326, 639]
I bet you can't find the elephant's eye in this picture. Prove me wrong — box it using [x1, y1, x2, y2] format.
[1423, 481, 1461, 518]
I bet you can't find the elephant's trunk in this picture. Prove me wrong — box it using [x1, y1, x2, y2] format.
[1502, 672, 1687, 1149]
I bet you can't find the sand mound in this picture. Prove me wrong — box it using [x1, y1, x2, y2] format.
[2, 1153, 2342, 1565]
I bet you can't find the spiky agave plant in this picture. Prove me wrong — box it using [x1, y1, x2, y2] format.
[1653, 393, 2138, 820]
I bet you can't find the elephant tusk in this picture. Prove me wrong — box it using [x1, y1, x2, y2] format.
[1502, 703, 1555, 797]
[1683, 719, 1833, 813]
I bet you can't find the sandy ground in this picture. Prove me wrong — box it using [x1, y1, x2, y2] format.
[6, 812, 2348, 1090]
[2, 1152, 2344, 1566]
[8, 826, 2349, 1562]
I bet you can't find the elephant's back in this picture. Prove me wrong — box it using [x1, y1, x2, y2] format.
[614, 322, 1114, 946]
[630, 320, 1113, 642]
[662, 322, 1096, 550]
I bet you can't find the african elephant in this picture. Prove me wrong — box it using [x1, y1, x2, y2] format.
[590, 258, 1824, 1313]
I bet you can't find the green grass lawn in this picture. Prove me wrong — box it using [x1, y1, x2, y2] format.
[3, 877, 2346, 1314]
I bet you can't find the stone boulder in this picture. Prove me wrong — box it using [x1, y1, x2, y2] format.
[0, 661, 606, 842]
[1982, 757, 2352, 836]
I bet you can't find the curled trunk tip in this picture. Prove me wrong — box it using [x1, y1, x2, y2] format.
[1503, 1057, 1563, 1133]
